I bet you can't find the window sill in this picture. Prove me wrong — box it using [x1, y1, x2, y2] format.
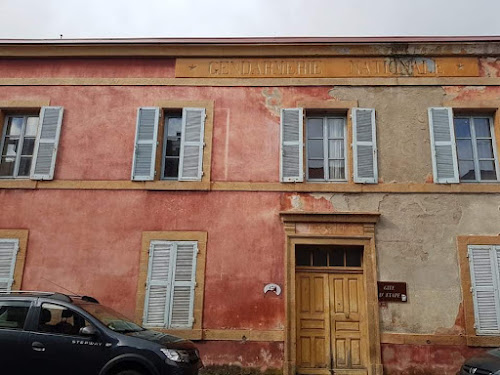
[0, 180, 36, 189]
[144, 180, 210, 191]
[467, 335, 500, 347]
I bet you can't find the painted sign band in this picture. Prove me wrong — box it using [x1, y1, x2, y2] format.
[176, 57, 479, 78]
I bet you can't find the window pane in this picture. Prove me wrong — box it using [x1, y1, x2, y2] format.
[346, 247, 363, 267]
[164, 158, 179, 178]
[21, 138, 35, 156]
[25, 117, 39, 137]
[329, 160, 345, 180]
[458, 160, 476, 180]
[328, 118, 344, 138]
[0, 157, 15, 177]
[18, 157, 32, 177]
[307, 118, 323, 138]
[454, 118, 471, 138]
[0, 301, 31, 329]
[456, 140, 473, 160]
[480, 160, 497, 180]
[308, 159, 324, 179]
[2, 139, 18, 157]
[312, 248, 328, 266]
[166, 117, 182, 137]
[296, 249, 312, 266]
[477, 140, 494, 159]
[307, 139, 323, 158]
[6, 117, 23, 136]
[328, 140, 344, 159]
[474, 118, 491, 138]
[165, 138, 181, 157]
[329, 248, 344, 266]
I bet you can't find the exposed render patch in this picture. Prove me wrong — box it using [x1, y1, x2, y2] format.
[261, 88, 282, 117]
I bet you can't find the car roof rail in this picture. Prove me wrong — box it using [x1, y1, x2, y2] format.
[0, 290, 98, 304]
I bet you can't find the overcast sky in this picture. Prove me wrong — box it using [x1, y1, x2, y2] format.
[1, 0, 499, 39]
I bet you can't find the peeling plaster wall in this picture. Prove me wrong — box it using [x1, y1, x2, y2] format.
[327, 192, 500, 334]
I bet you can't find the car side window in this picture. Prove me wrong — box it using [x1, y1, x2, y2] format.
[0, 301, 31, 329]
[38, 303, 91, 336]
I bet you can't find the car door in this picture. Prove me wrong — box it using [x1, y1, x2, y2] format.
[0, 299, 31, 373]
[28, 301, 107, 375]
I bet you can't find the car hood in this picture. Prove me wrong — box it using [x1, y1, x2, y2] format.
[124, 329, 197, 349]
[465, 349, 500, 373]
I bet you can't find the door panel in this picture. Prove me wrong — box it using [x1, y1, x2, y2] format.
[296, 273, 331, 372]
[329, 274, 366, 373]
[296, 272, 367, 375]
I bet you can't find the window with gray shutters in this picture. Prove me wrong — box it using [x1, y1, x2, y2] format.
[280, 107, 378, 184]
[132, 107, 206, 182]
[143, 240, 198, 328]
[468, 245, 500, 335]
[0, 107, 64, 181]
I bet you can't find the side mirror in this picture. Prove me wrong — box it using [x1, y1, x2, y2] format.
[79, 325, 98, 336]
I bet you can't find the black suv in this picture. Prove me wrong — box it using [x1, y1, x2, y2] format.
[0, 291, 202, 375]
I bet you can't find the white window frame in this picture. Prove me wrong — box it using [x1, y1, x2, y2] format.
[161, 111, 183, 181]
[0, 114, 39, 179]
[305, 114, 348, 182]
[454, 114, 500, 183]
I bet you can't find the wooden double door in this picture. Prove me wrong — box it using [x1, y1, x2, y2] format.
[296, 272, 367, 375]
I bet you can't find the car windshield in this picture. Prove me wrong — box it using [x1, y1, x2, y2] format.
[80, 303, 144, 333]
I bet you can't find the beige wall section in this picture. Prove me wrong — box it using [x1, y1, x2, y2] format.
[316, 193, 500, 335]
[328, 86, 446, 184]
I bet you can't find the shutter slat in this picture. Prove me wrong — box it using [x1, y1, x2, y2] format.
[428, 108, 459, 183]
[131, 107, 159, 181]
[30, 107, 64, 180]
[169, 242, 197, 328]
[179, 108, 205, 181]
[280, 108, 304, 182]
[353, 108, 378, 184]
[469, 245, 500, 335]
[0, 239, 18, 292]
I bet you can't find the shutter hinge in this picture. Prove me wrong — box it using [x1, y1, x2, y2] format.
[470, 287, 474, 293]
[473, 323, 477, 329]
[203, 142, 206, 147]
[15, 243, 19, 255]
[201, 171, 204, 176]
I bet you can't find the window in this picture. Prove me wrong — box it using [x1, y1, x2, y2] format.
[296, 244, 363, 268]
[0, 115, 39, 178]
[162, 112, 183, 179]
[131, 107, 206, 182]
[0, 301, 30, 329]
[428, 108, 499, 184]
[306, 115, 347, 181]
[38, 303, 90, 336]
[0, 107, 64, 181]
[0, 239, 19, 292]
[280, 107, 378, 184]
[143, 240, 198, 328]
[467, 245, 500, 335]
[455, 116, 498, 182]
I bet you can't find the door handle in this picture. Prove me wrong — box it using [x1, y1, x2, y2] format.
[32, 341, 46, 352]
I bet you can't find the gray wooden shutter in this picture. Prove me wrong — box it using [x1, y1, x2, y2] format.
[143, 241, 174, 327]
[428, 107, 459, 183]
[30, 106, 64, 180]
[131, 107, 159, 181]
[179, 108, 205, 181]
[0, 239, 19, 292]
[169, 242, 197, 328]
[468, 245, 500, 335]
[280, 108, 304, 182]
[352, 108, 378, 184]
